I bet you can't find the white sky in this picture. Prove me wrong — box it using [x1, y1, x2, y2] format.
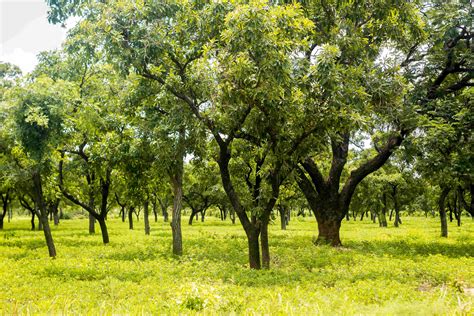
[0, 0, 76, 73]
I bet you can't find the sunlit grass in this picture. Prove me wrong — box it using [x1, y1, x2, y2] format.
[1, 215, 473, 314]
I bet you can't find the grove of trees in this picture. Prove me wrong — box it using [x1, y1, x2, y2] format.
[0, 0, 472, 269]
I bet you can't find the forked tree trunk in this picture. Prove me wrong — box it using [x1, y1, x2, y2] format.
[439, 187, 450, 238]
[144, 200, 150, 235]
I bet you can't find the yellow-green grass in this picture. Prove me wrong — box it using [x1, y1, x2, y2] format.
[0, 215, 473, 315]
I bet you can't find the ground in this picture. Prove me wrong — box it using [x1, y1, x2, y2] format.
[0, 215, 473, 314]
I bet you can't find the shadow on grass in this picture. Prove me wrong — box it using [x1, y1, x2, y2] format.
[346, 239, 474, 258]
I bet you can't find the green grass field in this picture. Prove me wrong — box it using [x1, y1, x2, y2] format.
[0, 215, 473, 315]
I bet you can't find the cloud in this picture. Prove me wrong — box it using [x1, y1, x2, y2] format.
[0, 46, 37, 73]
[0, 0, 74, 73]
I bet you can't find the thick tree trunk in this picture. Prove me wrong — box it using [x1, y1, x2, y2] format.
[439, 187, 449, 238]
[315, 217, 342, 246]
[129, 207, 134, 230]
[97, 217, 109, 244]
[201, 210, 205, 222]
[247, 229, 261, 270]
[144, 200, 150, 235]
[89, 213, 95, 234]
[0, 217, 3, 230]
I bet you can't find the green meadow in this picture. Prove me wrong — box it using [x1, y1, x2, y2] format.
[1, 216, 473, 315]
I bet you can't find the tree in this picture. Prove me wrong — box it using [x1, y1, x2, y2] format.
[9, 76, 74, 257]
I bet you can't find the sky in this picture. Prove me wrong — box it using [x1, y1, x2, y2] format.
[0, 0, 75, 73]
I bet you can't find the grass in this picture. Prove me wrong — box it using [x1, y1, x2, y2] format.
[0, 215, 473, 315]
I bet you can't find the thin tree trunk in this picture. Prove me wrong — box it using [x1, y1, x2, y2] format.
[33, 171, 56, 258]
[144, 200, 150, 235]
[31, 212, 36, 230]
[188, 210, 196, 225]
[129, 207, 134, 230]
[170, 169, 183, 256]
[279, 206, 287, 230]
[89, 213, 95, 234]
[439, 187, 450, 238]
[121, 207, 126, 222]
[97, 216, 109, 244]
[261, 218, 270, 269]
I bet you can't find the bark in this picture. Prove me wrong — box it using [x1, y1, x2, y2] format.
[152, 200, 158, 222]
[247, 229, 261, 270]
[260, 217, 270, 269]
[315, 217, 342, 246]
[128, 207, 134, 230]
[89, 213, 96, 234]
[379, 193, 388, 227]
[97, 216, 109, 244]
[439, 187, 450, 237]
[188, 210, 197, 225]
[33, 171, 56, 258]
[170, 173, 183, 255]
[279, 205, 287, 230]
[31, 212, 36, 230]
[0, 190, 9, 230]
[144, 200, 150, 235]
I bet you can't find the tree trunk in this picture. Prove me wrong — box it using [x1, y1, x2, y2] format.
[260, 219, 270, 269]
[0, 217, 3, 230]
[128, 207, 134, 230]
[247, 229, 261, 270]
[53, 211, 59, 226]
[40, 214, 56, 258]
[31, 212, 36, 230]
[170, 172, 183, 256]
[121, 207, 126, 222]
[152, 201, 158, 222]
[97, 216, 109, 244]
[380, 193, 388, 227]
[144, 200, 150, 235]
[89, 213, 95, 234]
[315, 217, 342, 246]
[279, 206, 287, 230]
[188, 210, 196, 225]
[32, 171, 56, 258]
[439, 187, 449, 238]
